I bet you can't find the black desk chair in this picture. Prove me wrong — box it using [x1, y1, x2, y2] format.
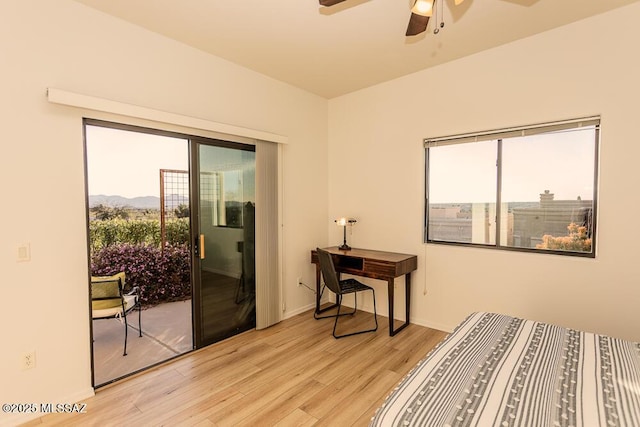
[316, 248, 378, 338]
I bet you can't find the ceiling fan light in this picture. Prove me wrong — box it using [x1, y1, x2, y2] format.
[411, 0, 433, 17]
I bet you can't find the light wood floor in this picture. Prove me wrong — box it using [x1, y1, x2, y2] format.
[26, 308, 447, 427]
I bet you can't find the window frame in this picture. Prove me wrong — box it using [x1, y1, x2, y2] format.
[424, 117, 600, 258]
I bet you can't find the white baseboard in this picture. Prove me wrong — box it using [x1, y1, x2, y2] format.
[0, 386, 94, 427]
[410, 317, 454, 334]
[282, 293, 333, 319]
[283, 302, 317, 319]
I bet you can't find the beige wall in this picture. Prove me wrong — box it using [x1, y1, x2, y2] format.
[3, 0, 640, 423]
[0, 1, 327, 424]
[328, 2, 640, 342]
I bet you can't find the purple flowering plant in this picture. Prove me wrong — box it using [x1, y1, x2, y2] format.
[91, 243, 191, 307]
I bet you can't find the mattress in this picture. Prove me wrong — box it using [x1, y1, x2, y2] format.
[370, 312, 640, 426]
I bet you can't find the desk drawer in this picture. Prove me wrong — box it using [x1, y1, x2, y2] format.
[363, 260, 396, 277]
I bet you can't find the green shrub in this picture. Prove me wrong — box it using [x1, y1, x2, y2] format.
[89, 218, 189, 251]
[165, 218, 191, 246]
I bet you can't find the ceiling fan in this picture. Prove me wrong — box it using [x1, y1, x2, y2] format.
[319, 0, 465, 36]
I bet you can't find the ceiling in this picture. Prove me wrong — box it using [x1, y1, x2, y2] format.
[73, 0, 639, 98]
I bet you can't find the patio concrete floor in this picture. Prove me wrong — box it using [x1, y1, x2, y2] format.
[92, 299, 193, 386]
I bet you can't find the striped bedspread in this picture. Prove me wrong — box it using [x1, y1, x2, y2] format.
[370, 312, 640, 426]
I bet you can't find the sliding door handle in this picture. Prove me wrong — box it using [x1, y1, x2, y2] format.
[199, 234, 205, 259]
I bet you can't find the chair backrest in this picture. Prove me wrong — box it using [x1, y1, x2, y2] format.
[317, 248, 342, 295]
[91, 272, 126, 310]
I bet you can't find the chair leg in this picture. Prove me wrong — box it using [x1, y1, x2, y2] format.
[313, 285, 329, 319]
[371, 288, 378, 331]
[314, 290, 355, 320]
[332, 290, 378, 339]
[235, 273, 245, 304]
[138, 305, 142, 338]
[335, 294, 356, 316]
[123, 313, 128, 356]
[332, 297, 343, 339]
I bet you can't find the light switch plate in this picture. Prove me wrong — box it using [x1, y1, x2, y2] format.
[17, 243, 31, 262]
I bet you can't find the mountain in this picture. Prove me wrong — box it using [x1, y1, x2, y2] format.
[89, 195, 160, 209]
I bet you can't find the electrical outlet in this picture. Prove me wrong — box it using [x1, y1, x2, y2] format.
[22, 351, 36, 370]
[297, 277, 302, 287]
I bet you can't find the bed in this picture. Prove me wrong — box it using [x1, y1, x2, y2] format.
[370, 312, 640, 426]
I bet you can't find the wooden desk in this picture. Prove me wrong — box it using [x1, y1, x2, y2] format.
[310, 246, 418, 336]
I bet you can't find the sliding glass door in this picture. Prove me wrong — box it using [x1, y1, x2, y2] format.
[85, 120, 259, 385]
[192, 139, 256, 346]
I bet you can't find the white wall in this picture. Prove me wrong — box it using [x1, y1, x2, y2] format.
[0, 1, 327, 424]
[328, 3, 640, 342]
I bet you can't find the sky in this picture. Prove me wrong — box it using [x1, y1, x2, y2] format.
[87, 122, 596, 204]
[428, 127, 597, 204]
[85, 125, 189, 198]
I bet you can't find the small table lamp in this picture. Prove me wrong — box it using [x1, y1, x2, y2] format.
[335, 217, 357, 250]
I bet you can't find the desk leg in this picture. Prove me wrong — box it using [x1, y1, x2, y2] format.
[389, 273, 411, 336]
[315, 265, 321, 314]
[387, 279, 395, 336]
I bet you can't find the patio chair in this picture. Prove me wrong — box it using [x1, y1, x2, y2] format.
[91, 272, 142, 356]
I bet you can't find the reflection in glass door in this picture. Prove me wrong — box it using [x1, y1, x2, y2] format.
[193, 140, 256, 346]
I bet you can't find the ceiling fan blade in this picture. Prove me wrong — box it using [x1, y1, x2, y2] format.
[319, 0, 347, 6]
[406, 13, 429, 36]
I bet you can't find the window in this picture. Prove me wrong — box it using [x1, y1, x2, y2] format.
[201, 169, 245, 228]
[425, 118, 599, 257]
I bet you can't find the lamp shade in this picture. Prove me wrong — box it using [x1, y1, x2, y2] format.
[411, 0, 434, 17]
[335, 217, 357, 250]
[335, 217, 356, 226]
